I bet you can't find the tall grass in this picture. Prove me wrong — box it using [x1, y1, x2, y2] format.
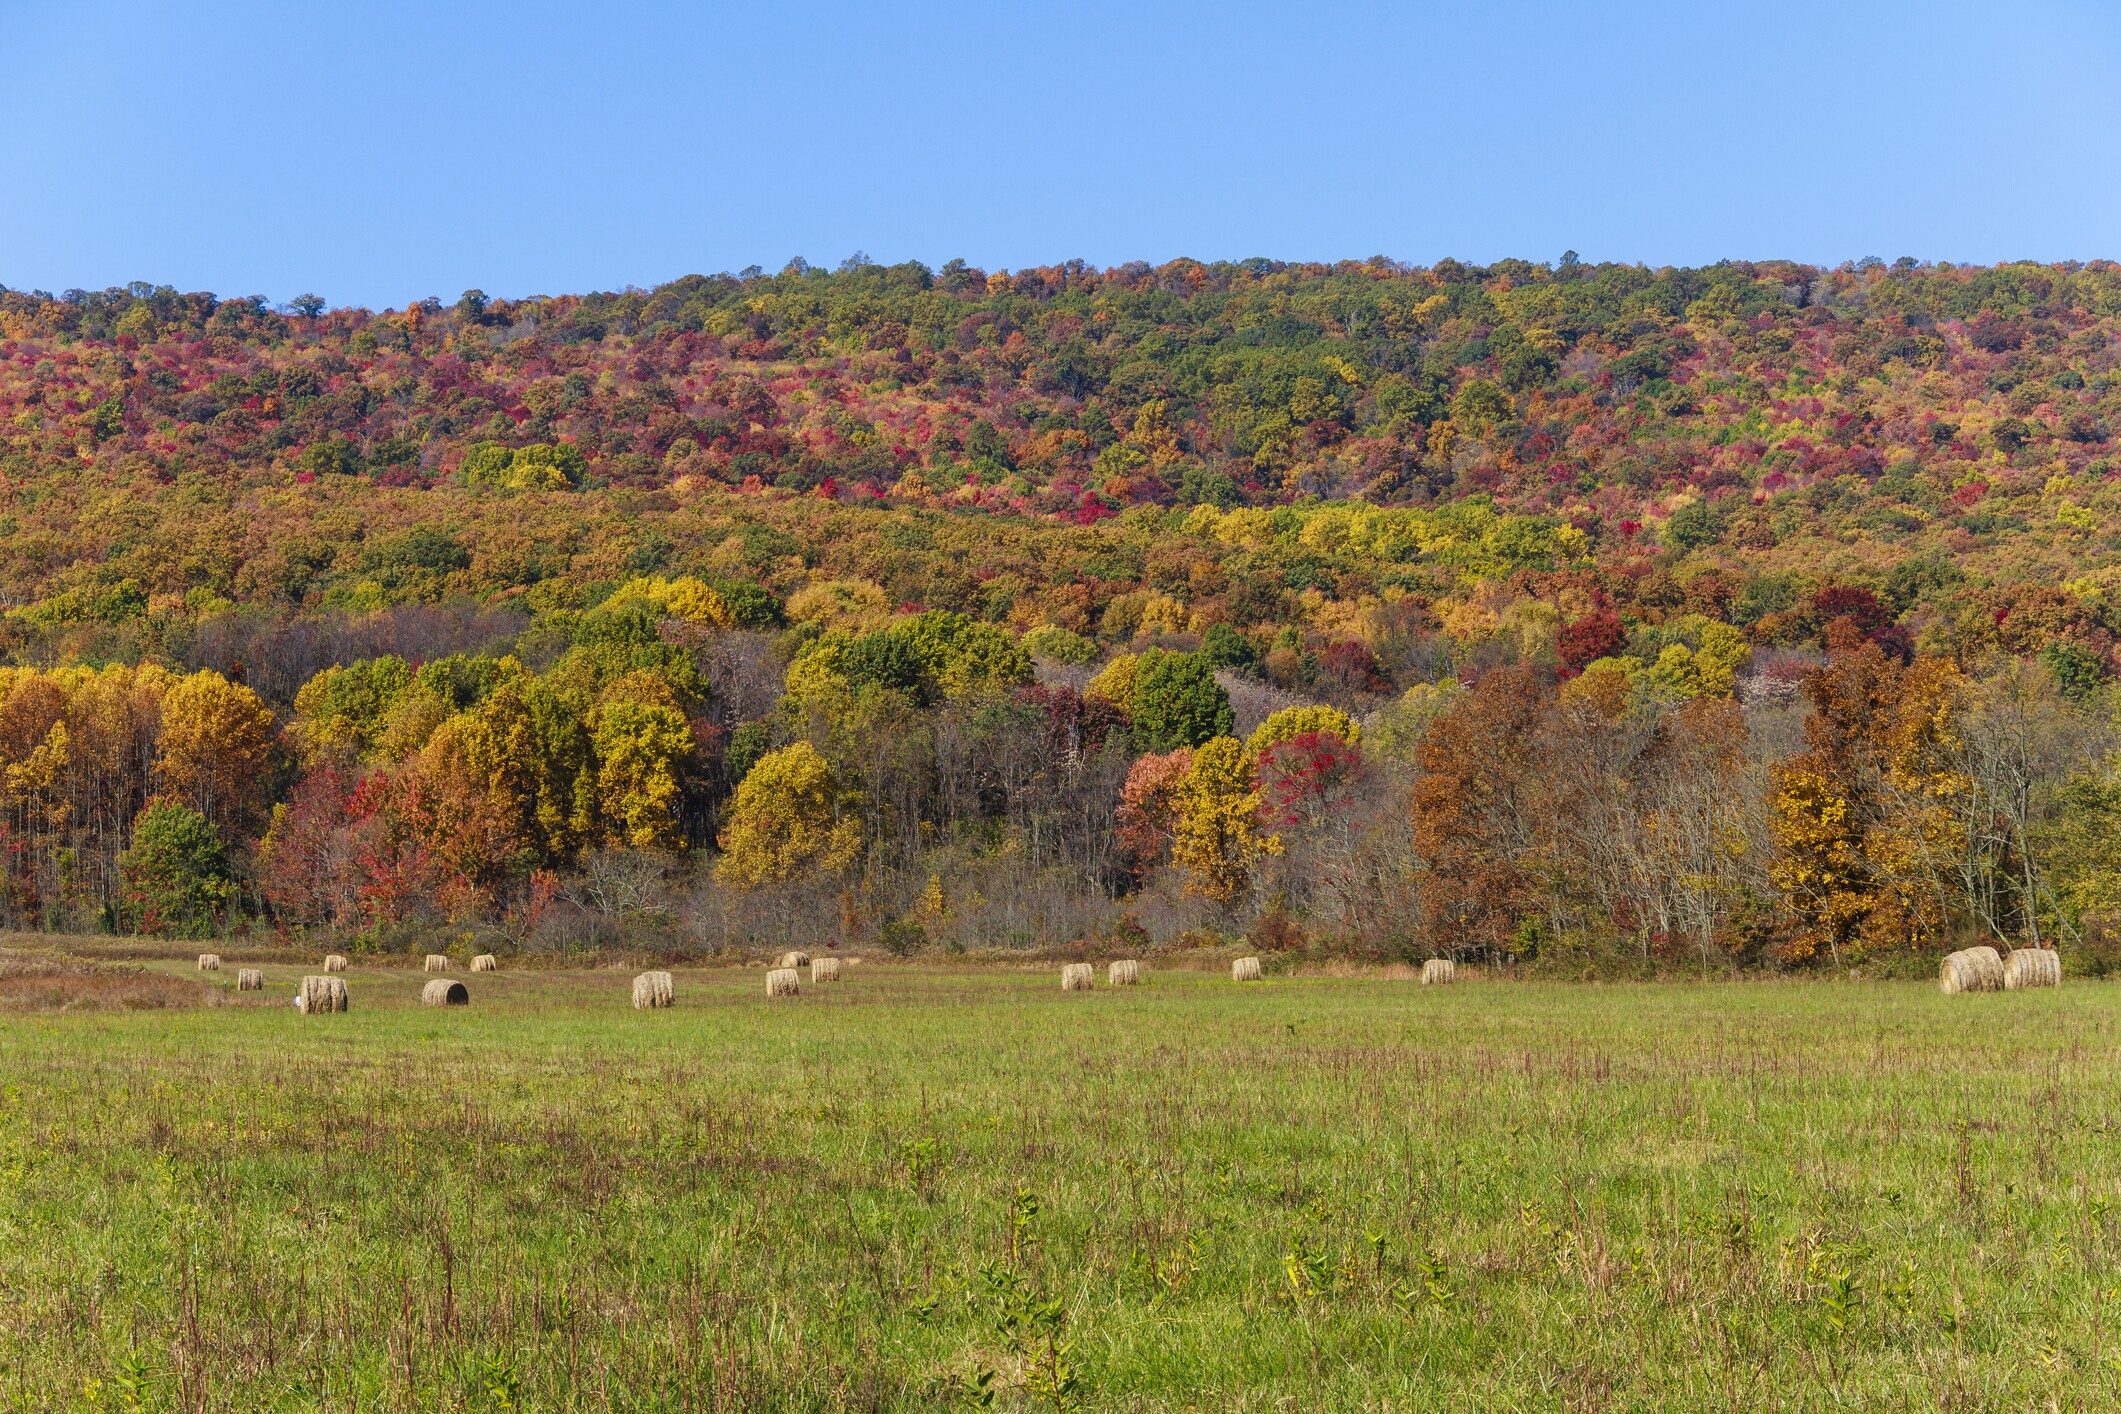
[2, 961, 2117, 1409]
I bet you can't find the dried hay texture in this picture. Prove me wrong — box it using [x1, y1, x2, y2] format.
[298, 974, 348, 1014]
[632, 971, 674, 1009]
[236, 968, 264, 991]
[1421, 959, 1456, 986]
[767, 967, 801, 997]
[422, 979, 470, 1007]
[1061, 963, 1095, 991]
[1108, 959, 1140, 986]
[322, 954, 348, 972]
[777, 950, 811, 969]
[811, 957, 842, 983]
[845, 956, 864, 966]
[471, 954, 498, 972]
[1940, 946, 2006, 994]
[423, 954, 450, 973]
[196, 953, 221, 972]
[1232, 956, 1263, 982]
[2004, 947, 2062, 990]
[0, 949, 218, 1012]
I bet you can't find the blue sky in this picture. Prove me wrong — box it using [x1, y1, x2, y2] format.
[4, 0, 2118, 309]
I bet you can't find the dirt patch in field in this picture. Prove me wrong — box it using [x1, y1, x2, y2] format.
[0, 949, 223, 1012]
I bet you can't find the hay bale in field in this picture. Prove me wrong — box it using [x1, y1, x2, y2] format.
[632, 971, 674, 1009]
[471, 954, 497, 973]
[422, 954, 450, 973]
[1232, 956, 1262, 982]
[1109, 959, 1140, 987]
[422, 979, 470, 1007]
[297, 975, 348, 1014]
[322, 954, 348, 972]
[1940, 945, 2006, 994]
[767, 967, 801, 997]
[1061, 962, 1095, 991]
[1421, 959, 1456, 986]
[777, 949, 811, 969]
[196, 953, 220, 972]
[236, 968, 263, 991]
[811, 956, 842, 983]
[2005, 947, 2062, 990]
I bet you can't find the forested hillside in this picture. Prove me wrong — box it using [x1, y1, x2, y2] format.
[2, 254, 2118, 966]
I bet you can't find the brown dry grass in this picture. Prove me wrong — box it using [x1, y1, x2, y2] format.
[0, 948, 221, 1012]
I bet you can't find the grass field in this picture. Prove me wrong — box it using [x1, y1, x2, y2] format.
[2, 952, 2118, 1411]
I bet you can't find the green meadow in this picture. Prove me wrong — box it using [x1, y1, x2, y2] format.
[2, 954, 2117, 1411]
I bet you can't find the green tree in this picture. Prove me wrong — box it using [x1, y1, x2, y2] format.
[120, 801, 236, 938]
[1131, 650, 1233, 751]
[1199, 623, 1260, 674]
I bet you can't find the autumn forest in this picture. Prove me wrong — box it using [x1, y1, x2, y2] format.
[2, 253, 2118, 970]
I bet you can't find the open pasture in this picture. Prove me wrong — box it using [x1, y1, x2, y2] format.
[2, 957, 2119, 1410]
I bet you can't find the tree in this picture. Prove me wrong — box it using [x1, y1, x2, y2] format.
[1255, 731, 1363, 832]
[591, 696, 694, 851]
[455, 667, 595, 861]
[1085, 654, 1140, 716]
[1765, 646, 1952, 963]
[120, 801, 235, 937]
[155, 669, 274, 834]
[1557, 611, 1626, 671]
[1247, 705, 1358, 756]
[715, 742, 861, 888]
[1200, 623, 1260, 674]
[1116, 748, 1193, 875]
[1413, 666, 1549, 959]
[257, 764, 361, 928]
[1131, 650, 1233, 751]
[1171, 737, 1278, 905]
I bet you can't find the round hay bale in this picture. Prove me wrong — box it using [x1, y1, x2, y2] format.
[422, 954, 450, 973]
[811, 956, 842, 983]
[777, 950, 811, 970]
[767, 967, 801, 997]
[1421, 959, 1456, 986]
[632, 971, 674, 1009]
[1061, 962, 1095, 991]
[196, 953, 221, 972]
[1109, 959, 1140, 986]
[422, 979, 470, 1007]
[1940, 945, 2006, 994]
[236, 968, 264, 991]
[1232, 956, 1263, 982]
[2004, 947, 2063, 990]
[298, 974, 348, 1014]
[322, 954, 348, 973]
[471, 954, 498, 973]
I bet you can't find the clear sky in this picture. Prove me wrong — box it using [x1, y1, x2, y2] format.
[4, 0, 2119, 309]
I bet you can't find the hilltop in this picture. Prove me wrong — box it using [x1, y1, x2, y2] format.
[1, 255, 2115, 668]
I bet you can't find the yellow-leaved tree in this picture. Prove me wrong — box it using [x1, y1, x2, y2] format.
[1246, 704, 1359, 756]
[591, 674, 695, 851]
[155, 669, 275, 834]
[1085, 653, 1140, 716]
[1171, 736, 1280, 906]
[715, 742, 861, 889]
